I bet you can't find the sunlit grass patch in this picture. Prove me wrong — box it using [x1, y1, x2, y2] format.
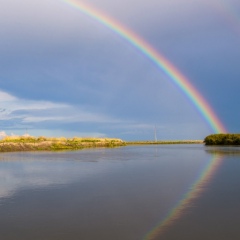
[0, 135, 125, 152]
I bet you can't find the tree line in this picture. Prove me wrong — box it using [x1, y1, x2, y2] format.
[204, 134, 240, 145]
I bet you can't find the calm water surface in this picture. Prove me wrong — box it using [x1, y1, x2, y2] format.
[0, 145, 240, 240]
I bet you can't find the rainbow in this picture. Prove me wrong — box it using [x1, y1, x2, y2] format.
[144, 153, 223, 239]
[61, 0, 226, 133]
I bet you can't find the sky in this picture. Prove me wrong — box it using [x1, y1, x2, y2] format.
[0, 0, 239, 140]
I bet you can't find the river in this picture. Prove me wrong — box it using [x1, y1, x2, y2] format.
[0, 144, 239, 240]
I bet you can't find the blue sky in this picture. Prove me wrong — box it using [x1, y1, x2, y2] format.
[0, 0, 239, 140]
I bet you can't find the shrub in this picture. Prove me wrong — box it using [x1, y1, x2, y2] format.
[204, 134, 240, 145]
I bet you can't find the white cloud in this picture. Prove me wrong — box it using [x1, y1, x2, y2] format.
[0, 89, 120, 126]
[0, 91, 16, 101]
[0, 131, 7, 139]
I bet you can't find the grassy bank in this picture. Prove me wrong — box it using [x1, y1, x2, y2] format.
[0, 136, 205, 153]
[0, 136, 126, 152]
[126, 140, 203, 145]
[204, 134, 240, 145]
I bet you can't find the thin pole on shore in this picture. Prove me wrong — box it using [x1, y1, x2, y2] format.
[154, 125, 157, 142]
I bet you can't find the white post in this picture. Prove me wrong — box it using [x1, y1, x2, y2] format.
[154, 125, 157, 142]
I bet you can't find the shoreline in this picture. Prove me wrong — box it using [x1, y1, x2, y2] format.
[0, 137, 126, 153]
[126, 140, 203, 145]
[0, 136, 204, 153]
